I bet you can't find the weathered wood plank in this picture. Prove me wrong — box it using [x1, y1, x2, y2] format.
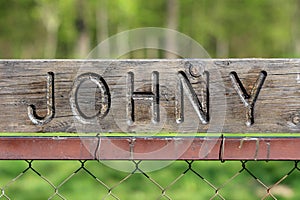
[1, 59, 300, 134]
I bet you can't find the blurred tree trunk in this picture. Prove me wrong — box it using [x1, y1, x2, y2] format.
[146, 36, 160, 58]
[292, 0, 300, 56]
[216, 38, 229, 58]
[165, 0, 179, 58]
[93, 0, 110, 58]
[39, 2, 59, 58]
[74, 0, 90, 58]
[96, 0, 109, 43]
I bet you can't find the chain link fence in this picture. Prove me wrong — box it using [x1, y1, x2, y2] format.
[0, 160, 299, 199]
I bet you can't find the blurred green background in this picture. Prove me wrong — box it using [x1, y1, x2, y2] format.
[1, 160, 300, 199]
[0, 0, 300, 59]
[1, 0, 300, 199]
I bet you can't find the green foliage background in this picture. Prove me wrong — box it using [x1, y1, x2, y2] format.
[0, 0, 300, 199]
[0, 0, 300, 58]
[1, 160, 300, 199]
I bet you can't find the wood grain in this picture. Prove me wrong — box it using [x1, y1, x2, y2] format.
[1, 59, 300, 134]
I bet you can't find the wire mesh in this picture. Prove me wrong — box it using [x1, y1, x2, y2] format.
[0, 160, 298, 199]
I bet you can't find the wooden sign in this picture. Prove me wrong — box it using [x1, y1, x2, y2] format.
[0, 59, 300, 134]
[1, 59, 300, 160]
